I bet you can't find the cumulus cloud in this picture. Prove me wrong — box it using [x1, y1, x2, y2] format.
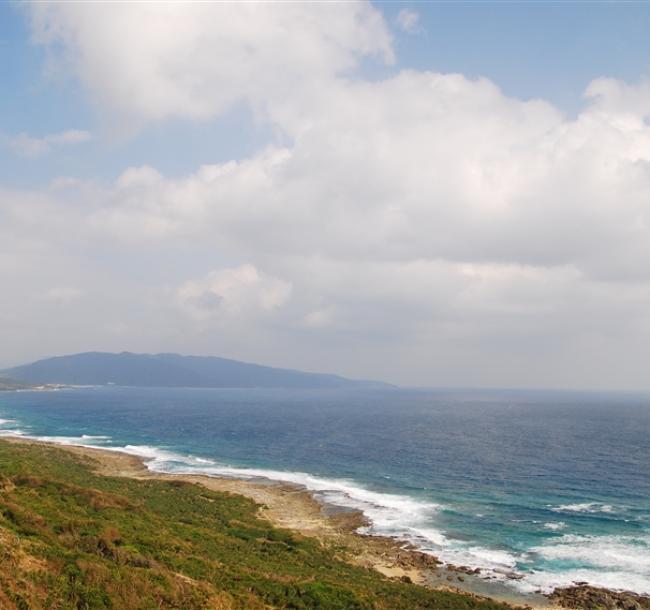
[2, 2, 650, 387]
[72, 72, 650, 284]
[28, 1, 393, 128]
[396, 9, 420, 33]
[176, 265, 291, 322]
[5, 129, 91, 158]
[585, 77, 650, 120]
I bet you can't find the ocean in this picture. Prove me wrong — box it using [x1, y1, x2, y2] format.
[1, 386, 648, 595]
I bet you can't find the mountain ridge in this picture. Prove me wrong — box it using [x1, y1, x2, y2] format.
[1, 351, 391, 390]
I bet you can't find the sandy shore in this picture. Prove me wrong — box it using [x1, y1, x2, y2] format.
[3, 437, 560, 609]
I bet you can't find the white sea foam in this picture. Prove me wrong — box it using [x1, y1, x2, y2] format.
[439, 546, 520, 572]
[516, 566, 650, 596]
[551, 502, 615, 514]
[140, 450, 448, 547]
[119, 449, 650, 593]
[4, 427, 649, 596]
[33, 434, 112, 445]
[512, 533, 650, 594]
[0, 415, 27, 437]
[0, 424, 113, 447]
[532, 534, 650, 573]
[0, 428, 28, 437]
[130, 448, 533, 579]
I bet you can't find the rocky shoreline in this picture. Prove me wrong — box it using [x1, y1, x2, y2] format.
[549, 586, 650, 610]
[3, 438, 647, 610]
[0, 379, 67, 391]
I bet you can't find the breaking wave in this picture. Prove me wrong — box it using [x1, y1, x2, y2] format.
[550, 502, 616, 514]
[1, 416, 648, 595]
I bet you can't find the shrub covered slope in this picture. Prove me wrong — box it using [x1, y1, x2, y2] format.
[0, 442, 510, 610]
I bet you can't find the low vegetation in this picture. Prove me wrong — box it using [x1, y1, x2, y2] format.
[0, 442, 511, 609]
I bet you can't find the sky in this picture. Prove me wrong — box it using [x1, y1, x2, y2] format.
[1, 1, 650, 390]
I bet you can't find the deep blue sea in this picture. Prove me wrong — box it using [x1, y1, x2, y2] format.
[1, 386, 648, 594]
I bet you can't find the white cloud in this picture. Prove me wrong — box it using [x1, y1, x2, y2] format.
[28, 1, 393, 128]
[396, 9, 420, 33]
[74, 72, 650, 283]
[176, 265, 292, 322]
[4, 72, 647, 382]
[585, 77, 650, 121]
[6, 129, 91, 158]
[3, 3, 650, 387]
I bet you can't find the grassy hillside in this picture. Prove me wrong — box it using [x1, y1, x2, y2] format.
[0, 442, 511, 610]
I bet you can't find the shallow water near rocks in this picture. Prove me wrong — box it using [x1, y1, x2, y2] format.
[1, 385, 648, 595]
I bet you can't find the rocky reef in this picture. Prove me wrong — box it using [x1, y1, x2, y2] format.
[550, 585, 650, 610]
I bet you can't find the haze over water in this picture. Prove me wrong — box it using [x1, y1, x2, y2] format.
[1, 386, 648, 595]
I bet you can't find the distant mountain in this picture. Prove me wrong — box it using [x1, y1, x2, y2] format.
[1, 352, 390, 389]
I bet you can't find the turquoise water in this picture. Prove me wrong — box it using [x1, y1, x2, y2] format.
[1, 386, 648, 594]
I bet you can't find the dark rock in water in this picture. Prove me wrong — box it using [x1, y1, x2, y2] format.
[393, 549, 441, 570]
[503, 571, 524, 580]
[446, 562, 480, 576]
[550, 585, 650, 610]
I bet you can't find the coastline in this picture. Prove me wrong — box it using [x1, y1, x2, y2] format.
[1, 436, 557, 609]
[2, 436, 649, 610]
